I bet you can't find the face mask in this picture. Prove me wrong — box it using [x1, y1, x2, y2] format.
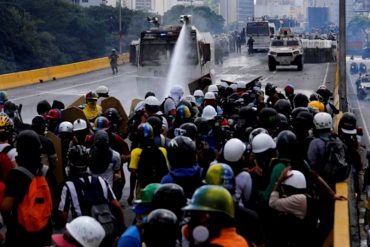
[195, 97, 204, 106]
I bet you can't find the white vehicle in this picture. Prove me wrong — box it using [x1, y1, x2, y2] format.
[246, 21, 275, 51]
[268, 37, 304, 71]
[137, 18, 214, 81]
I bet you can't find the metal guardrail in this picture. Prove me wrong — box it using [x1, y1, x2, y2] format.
[0, 53, 129, 90]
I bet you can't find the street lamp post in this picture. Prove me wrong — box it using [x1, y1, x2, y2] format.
[119, 0, 122, 53]
[339, 0, 347, 111]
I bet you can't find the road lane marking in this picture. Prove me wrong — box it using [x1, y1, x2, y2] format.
[11, 70, 136, 101]
[322, 63, 330, 86]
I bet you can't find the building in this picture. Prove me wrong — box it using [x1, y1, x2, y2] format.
[70, 0, 107, 7]
[308, 0, 339, 25]
[219, 0, 254, 25]
[135, 0, 153, 11]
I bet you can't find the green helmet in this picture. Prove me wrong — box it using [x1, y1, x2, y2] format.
[205, 164, 235, 191]
[183, 185, 235, 219]
[134, 183, 161, 204]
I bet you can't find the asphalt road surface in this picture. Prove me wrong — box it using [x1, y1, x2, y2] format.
[6, 46, 336, 226]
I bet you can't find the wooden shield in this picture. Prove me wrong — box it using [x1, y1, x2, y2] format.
[62, 106, 89, 125]
[46, 131, 64, 185]
[101, 97, 128, 135]
[68, 95, 85, 108]
[129, 98, 143, 116]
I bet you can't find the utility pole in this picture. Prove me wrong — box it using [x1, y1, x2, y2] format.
[339, 0, 347, 112]
[119, 0, 122, 53]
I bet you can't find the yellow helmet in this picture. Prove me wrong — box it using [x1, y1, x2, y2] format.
[0, 113, 13, 133]
[308, 100, 324, 113]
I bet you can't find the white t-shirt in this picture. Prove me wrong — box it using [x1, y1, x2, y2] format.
[234, 171, 253, 207]
[0, 143, 17, 162]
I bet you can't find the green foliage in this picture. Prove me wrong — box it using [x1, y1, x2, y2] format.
[163, 5, 224, 34]
[0, 0, 153, 74]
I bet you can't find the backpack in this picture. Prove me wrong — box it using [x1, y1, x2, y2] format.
[15, 166, 52, 232]
[72, 176, 115, 238]
[137, 146, 168, 188]
[0, 146, 14, 181]
[321, 135, 350, 182]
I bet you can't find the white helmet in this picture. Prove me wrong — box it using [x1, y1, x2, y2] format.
[223, 138, 246, 162]
[313, 112, 332, 130]
[182, 95, 196, 104]
[73, 118, 88, 131]
[202, 105, 217, 120]
[66, 216, 105, 247]
[283, 170, 306, 189]
[237, 81, 247, 89]
[170, 85, 184, 97]
[204, 92, 216, 100]
[208, 85, 219, 93]
[252, 133, 276, 154]
[144, 96, 160, 106]
[248, 128, 269, 144]
[194, 89, 204, 97]
[96, 85, 109, 96]
[59, 121, 73, 133]
[230, 84, 237, 92]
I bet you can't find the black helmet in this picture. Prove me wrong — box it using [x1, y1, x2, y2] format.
[17, 130, 42, 156]
[276, 130, 297, 158]
[147, 116, 163, 135]
[67, 145, 89, 172]
[94, 130, 109, 146]
[143, 209, 178, 247]
[274, 99, 292, 118]
[293, 93, 309, 108]
[309, 93, 323, 102]
[239, 106, 257, 121]
[178, 123, 198, 140]
[316, 88, 332, 102]
[167, 136, 196, 168]
[152, 183, 187, 216]
[104, 108, 121, 124]
[36, 100, 51, 115]
[339, 112, 357, 135]
[277, 113, 289, 131]
[258, 107, 279, 130]
[292, 111, 314, 130]
[291, 107, 309, 120]
[194, 117, 209, 135]
[265, 83, 277, 96]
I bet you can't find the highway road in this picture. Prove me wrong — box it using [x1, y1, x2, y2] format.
[6, 46, 337, 226]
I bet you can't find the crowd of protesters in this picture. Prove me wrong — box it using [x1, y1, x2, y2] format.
[0, 78, 363, 247]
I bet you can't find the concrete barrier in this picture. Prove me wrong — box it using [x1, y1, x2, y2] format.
[0, 53, 129, 90]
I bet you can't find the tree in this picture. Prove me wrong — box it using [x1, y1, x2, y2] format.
[163, 5, 224, 34]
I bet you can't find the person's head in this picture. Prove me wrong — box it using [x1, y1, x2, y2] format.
[58, 121, 73, 139]
[96, 85, 109, 98]
[0, 91, 8, 106]
[276, 130, 297, 159]
[52, 216, 105, 247]
[265, 83, 277, 97]
[338, 112, 357, 136]
[145, 96, 161, 114]
[258, 107, 279, 134]
[274, 99, 292, 119]
[89, 130, 111, 174]
[167, 136, 196, 169]
[170, 85, 185, 105]
[282, 170, 307, 196]
[16, 130, 42, 170]
[52, 100, 65, 110]
[208, 85, 219, 97]
[85, 91, 99, 107]
[292, 111, 313, 136]
[194, 90, 204, 107]
[238, 106, 257, 127]
[177, 122, 198, 141]
[201, 105, 217, 121]
[46, 108, 62, 130]
[251, 132, 276, 166]
[151, 183, 187, 219]
[204, 92, 217, 107]
[93, 116, 110, 132]
[313, 112, 332, 133]
[37, 100, 51, 116]
[104, 108, 121, 132]
[133, 183, 161, 221]
[147, 115, 163, 136]
[0, 113, 13, 143]
[204, 163, 235, 193]
[73, 118, 89, 143]
[66, 145, 89, 176]
[284, 84, 295, 97]
[143, 209, 178, 247]
[308, 100, 325, 114]
[222, 138, 246, 164]
[293, 93, 309, 108]
[137, 122, 154, 147]
[182, 185, 235, 245]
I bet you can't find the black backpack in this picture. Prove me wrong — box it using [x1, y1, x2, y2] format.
[72, 176, 115, 238]
[321, 135, 351, 182]
[137, 146, 168, 188]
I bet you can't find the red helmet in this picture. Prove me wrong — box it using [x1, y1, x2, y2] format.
[284, 84, 295, 95]
[46, 108, 62, 120]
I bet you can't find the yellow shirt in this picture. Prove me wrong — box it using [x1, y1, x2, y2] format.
[83, 104, 102, 121]
[129, 147, 168, 170]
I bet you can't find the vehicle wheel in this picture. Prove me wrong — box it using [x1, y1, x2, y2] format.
[268, 57, 276, 71]
[297, 57, 303, 71]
